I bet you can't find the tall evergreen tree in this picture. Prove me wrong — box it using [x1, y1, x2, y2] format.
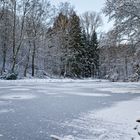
[69, 12, 83, 78]
[81, 30, 99, 78]
[90, 30, 99, 77]
[80, 29, 90, 77]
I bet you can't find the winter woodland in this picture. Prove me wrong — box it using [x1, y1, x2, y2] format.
[0, 0, 140, 81]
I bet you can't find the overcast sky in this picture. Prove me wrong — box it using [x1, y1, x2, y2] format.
[51, 0, 113, 32]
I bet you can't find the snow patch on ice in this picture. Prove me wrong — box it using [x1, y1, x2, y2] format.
[0, 109, 14, 114]
[10, 88, 30, 91]
[50, 135, 61, 140]
[99, 87, 140, 94]
[37, 89, 110, 97]
[62, 135, 75, 140]
[65, 92, 110, 97]
[50, 135, 75, 140]
[62, 98, 140, 140]
[37, 90, 59, 95]
[0, 94, 36, 100]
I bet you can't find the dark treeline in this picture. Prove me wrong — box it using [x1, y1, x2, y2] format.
[0, 0, 102, 79]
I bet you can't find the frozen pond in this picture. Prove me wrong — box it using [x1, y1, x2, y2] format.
[0, 79, 140, 140]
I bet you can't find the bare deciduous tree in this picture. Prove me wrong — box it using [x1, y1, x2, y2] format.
[80, 11, 102, 37]
[103, 0, 140, 45]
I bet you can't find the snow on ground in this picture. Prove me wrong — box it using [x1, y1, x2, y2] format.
[93, 98, 140, 140]
[0, 78, 107, 84]
[61, 98, 140, 140]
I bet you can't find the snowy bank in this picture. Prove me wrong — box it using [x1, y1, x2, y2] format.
[62, 98, 140, 140]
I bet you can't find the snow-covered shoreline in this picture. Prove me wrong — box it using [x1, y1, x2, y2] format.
[56, 98, 140, 140]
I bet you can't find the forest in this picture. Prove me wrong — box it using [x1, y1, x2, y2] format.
[0, 0, 102, 79]
[0, 0, 140, 81]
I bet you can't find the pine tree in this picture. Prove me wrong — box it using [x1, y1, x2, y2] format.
[68, 12, 83, 78]
[80, 29, 89, 77]
[89, 30, 99, 77]
[81, 30, 99, 78]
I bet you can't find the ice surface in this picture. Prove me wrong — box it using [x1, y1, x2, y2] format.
[0, 93, 36, 100]
[0, 109, 14, 114]
[0, 100, 10, 105]
[0, 79, 140, 140]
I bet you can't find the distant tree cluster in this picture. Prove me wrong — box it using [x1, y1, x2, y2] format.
[47, 9, 101, 78]
[0, 0, 101, 79]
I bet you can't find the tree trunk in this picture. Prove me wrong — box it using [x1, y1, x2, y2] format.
[11, 1, 16, 73]
[1, 46, 6, 74]
[125, 56, 128, 77]
[11, 56, 16, 73]
[24, 42, 31, 77]
[31, 41, 36, 77]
